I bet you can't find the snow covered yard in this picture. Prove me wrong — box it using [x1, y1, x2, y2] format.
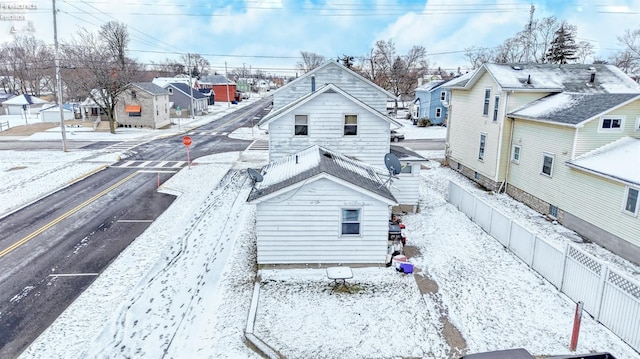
[2, 118, 638, 358]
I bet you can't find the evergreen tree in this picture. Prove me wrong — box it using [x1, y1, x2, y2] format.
[545, 22, 578, 64]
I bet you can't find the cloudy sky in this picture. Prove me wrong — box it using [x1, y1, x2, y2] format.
[2, 0, 639, 76]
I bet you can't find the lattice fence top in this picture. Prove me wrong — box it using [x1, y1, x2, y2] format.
[608, 270, 640, 300]
[568, 246, 602, 274]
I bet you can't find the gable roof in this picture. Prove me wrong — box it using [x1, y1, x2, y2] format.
[198, 74, 235, 85]
[415, 80, 446, 93]
[258, 83, 402, 129]
[508, 93, 640, 127]
[166, 83, 207, 99]
[566, 137, 640, 186]
[448, 63, 640, 94]
[390, 145, 427, 162]
[272, 60, 396, 100]
[246, 145, 397, 204]
[130, 82, 169, 95]
[3, 94, 49, 105]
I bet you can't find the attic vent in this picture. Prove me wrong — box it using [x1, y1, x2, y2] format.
[512, 66, 522, 70]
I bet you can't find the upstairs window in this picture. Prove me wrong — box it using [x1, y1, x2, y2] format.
[341, 209, 361, 235]
[435, 107, 442, 118]
[600, 117, 623, 131]
[624, 187, 639, 216]
[344, 114, 358, 135]
[541, 153, 554, 177]
[493, 96, 500, 122]
[294, 115, 308, 136]
[130, 91, 137, 99]
[440, 91, 446, 102]
[483, 88, 491, 115]
[478, 133, 487, 160]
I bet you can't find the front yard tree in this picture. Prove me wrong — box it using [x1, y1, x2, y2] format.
[61, 21, 140, 134]
[296, 51, 325, 73]
[545, 22, 578, 64]
[0, 35, 54, 96]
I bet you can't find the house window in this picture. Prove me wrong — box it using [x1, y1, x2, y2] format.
[624, 187, 639, 216]
[474, 172, 480, 180]
[493, 96, 500, 122]
[600, 117, 623, 131]
[541, 153, 554, 177]
[341, 208, 361, 235]
[294, 114, 308, 136]
[478, 133, 487, 160]
[483, 88, 491, 115]
[168, 88, 173, 95]
[435, 108, 442, 118]
[131, 91, 137, 99]
[400, 164, 412, 174]
[440, 91, 446, 102]
[549, 205, 559, 218]
[511, 144, 521, 163]
[457, 163, 462, 171]
[344, 114, 357, 135]
[311, 76, 316, 92]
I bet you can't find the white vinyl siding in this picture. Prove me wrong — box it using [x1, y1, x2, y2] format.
[272, 62, 389, 113]
[268, 92, 390, 167]
[255, 178, 390, 264]
[575, 100, 640, 157]
[390, 162, 421, 207]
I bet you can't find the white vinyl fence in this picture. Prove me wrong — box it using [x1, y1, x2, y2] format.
[448, 181, 640, 352]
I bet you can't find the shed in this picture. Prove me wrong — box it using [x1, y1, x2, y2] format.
[247, 145, 397, 265]
[39, 104, 74, 122]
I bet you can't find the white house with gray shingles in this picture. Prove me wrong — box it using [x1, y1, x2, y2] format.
[506, 92, 640, 265]
[115, 82, 171, 129]
[247, 145, 397, 265]
[445, 62, 640, 264]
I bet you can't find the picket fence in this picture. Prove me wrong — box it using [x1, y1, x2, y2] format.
[448, 181, 640, 352]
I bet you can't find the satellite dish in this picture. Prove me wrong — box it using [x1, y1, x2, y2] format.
[247, 168, 263, 183]
[384, 153, 402, 175]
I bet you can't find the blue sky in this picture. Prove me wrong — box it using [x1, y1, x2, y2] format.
[3, 0, 639, 76]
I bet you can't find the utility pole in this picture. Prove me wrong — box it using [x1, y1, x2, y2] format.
[188, 53, 195, 118]
[525, 4, 535, 63]
[225, 61, 230, 108]
[52, 0, 68, 152]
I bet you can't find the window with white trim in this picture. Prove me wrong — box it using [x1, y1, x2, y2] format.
[541, 153, 554, 177]
[493, 95, 500, 122]
[624, 187, 639, 216]
[435, 107, 442, 118]
[511, 144, 521, 163]
[341, 208, 361, 235]
[599, 117, 623, 131]
[478, 133, 487, 160]
[294, 114, 308, 136]
[344, 114, 358, 135]
[440, 91, 446, 102]
[483, 88, 491, 115]
[400, 163, 412, 174]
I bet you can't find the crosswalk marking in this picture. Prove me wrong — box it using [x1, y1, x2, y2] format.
[110, 160, 187, 169]
[187, 131, 228, 136]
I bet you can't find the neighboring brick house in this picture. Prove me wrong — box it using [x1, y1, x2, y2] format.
[115, 82, 171, 129]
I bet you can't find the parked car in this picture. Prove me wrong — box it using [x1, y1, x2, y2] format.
[390, 130, 405, 142]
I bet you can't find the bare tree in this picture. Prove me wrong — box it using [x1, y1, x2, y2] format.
[464, 46, 497, 69]
[611, 26, 640, 74]
[296, 51, 325, 73]
[0, 35, 54, 96]
[575, 41, 595, 64]
[61, 22, 141, 134]
[529, 16, 561, 63]
[180, 53, 210, 79]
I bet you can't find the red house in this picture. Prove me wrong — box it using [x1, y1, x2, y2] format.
[197, 75, 238, 102]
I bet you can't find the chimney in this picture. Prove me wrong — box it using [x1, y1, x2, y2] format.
[589, 67, 596, 83]
[527, 74, 531, 85]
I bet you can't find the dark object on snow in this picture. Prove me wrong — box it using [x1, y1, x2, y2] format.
[459, 348, 533, 359]
[547, 353, 616, 359]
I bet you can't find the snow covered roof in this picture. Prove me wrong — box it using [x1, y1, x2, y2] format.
[258, 83, 402, 129]
[130, 82, 169, 95]
[567, 137, 640, 186]
[508, 93, 640, 126]
[3, 94, 49, 105]
[166, 83, 207, 99]
[390, 145, 427, 162]
[246, 145, 397, 204]
[270, 60, 397, 100]
[79, 89, 110, 107]
[448, 63, 640, 93]
[415, 80, 445, 92]
[152, 76, 193, 88]
[198, 75, 235, 85]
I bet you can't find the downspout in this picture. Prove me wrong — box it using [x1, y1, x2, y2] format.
[493, 90, 508, 189]
[497, 91, 512, 193]
[444, 102, 452, 167]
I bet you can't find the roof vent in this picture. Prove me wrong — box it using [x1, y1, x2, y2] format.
[589, 67, 596, 83]
[527, 74, 531, 85]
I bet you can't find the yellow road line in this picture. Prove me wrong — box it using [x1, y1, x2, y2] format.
[0, 172, 138, 259]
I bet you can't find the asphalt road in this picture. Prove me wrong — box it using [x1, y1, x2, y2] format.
[0, 98, 273, 358]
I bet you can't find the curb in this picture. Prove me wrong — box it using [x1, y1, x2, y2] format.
[244, 281, 282, 359]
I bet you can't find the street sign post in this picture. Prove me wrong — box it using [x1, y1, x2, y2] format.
[183, 135, 192, 169]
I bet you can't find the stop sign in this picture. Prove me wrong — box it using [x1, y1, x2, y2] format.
[182, 136, 192, 146]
